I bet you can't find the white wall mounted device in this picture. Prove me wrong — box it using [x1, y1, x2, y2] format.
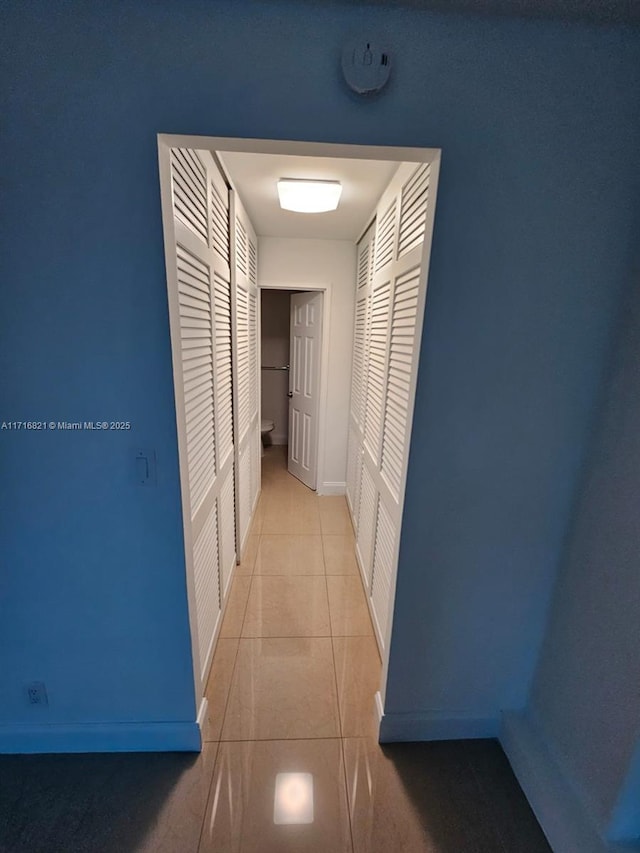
[341, 40, 391, 95]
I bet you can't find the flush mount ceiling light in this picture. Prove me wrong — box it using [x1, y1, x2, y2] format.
[277, 179, 342, 213]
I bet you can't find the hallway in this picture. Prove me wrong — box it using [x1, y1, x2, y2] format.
[196, 447, 551, 852]
[199, 444, 382, 850]
[0, 447, 552, 852]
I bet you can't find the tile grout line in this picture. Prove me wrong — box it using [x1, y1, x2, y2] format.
[195, 739, 221, 853]
[340, 735, 358, 853]
[325, 510, 359, 853]
[214, 527, 260, 745]
[323, 530, 357, 851]
[324, 529, 345, 741]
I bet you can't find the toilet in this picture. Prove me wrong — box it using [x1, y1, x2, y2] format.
[260, 419, 275, 455]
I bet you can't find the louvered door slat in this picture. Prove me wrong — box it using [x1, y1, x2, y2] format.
[235, 217, 248, 278]
[357, 239, 370, 290]
[184, 397, 214, 434]
[248, 238, 257, 287]
[350, 295, 368, 428]
[172, 167, 206, 216]
[193, 502, 220, 675]
[357, 462, 377, 590]
[231, 191, 260, 553]
[171, 149, 208, 245]
[371, 496, 395, 641]
[239, 447, 251, 544]
[214, 270, 234, 467]
[249, 291, 258, 419]
[177, 244, 215, 514]
[346, 427, 362, 530]
[381, 267, 421, 500]
[219, 467, 236, 598]
[374, 199, 396, 272]
[398, 164, 430, 259]
[363, 279, 391, 461]
[183, 360, 212, 390]
[346, 427, 358, 515]
[236, 287, 250, 441]
[210, 179, 230, 265]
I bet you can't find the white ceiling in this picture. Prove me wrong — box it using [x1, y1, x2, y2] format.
[217, 151, 400, 241]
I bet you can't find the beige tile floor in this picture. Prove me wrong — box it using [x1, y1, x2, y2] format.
[200, 446, 382, 852]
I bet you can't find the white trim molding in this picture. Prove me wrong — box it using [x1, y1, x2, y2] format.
[374, 691, 384, 726]
[378, 709, 499, 743]
[317, 481, 346, 496]
[0, 722, 202, 754]
[196, 696, 209, 732]
[500, 711, 610, 853]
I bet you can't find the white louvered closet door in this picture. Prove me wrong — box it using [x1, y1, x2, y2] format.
[346, 223, 375, 528]
[167, 147, 237, 684]
[231, 192, 260, 555]
[347, 161, 436, 654]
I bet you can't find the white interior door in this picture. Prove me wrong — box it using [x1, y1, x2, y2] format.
[288, 292, 323, 490]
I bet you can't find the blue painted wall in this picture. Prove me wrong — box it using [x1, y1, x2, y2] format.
[1, 0, 638, 782]
[529, 275, 640, 842]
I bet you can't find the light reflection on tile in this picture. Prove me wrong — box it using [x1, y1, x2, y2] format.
[259, 484, 320, 535]
[318, 496, 353, 535]
[236, 535, 260, 575]
[323, 535, 359, 575]
[200, 739, 352, 853]
[273, 772, 314, 824]
[333, 636, 381, 738]
[219, 576, 252, 638]
[326, 575, 374, 636]
[248, 498, 264, 536]
[221, 638, 340, 741]
[255, 535, 325, 575]
[342, 737, 434, 853]
[261, 500, 321, 535]
[242, 576, 330, 637]
[203, 638, 239, 741]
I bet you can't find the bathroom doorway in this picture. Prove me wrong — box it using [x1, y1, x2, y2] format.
[260, 287, 327, 491]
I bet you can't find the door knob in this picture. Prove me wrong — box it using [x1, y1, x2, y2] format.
[287, 391, 293, 398]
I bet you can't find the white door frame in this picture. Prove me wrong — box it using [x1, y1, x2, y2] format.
[157, 133, 441, 738]
[259, 283, 331, 494]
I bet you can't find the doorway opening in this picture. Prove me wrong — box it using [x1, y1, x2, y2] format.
[157, 135, 441, 740]
[260, 288, 325, 491]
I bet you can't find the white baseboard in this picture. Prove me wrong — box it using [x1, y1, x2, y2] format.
[500, 711, 609, 853]
[317, 481, 346, 496]
[374, 691, 384, 726]
[0, 721, 202, 754]
[378, 709, 499, 743]
[197, 697, 209, 729]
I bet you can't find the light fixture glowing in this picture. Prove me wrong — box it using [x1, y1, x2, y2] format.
[277, 179, 342, 213]
[273, 772, 314, 824]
